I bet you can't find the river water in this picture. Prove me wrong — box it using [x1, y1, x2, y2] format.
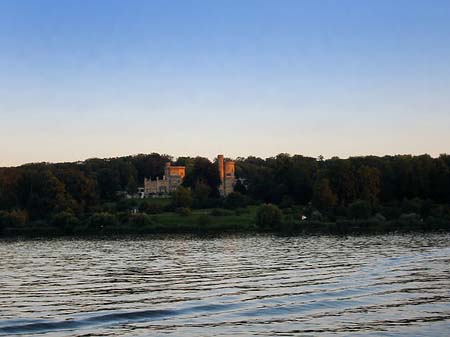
[0, 234, 449, 336]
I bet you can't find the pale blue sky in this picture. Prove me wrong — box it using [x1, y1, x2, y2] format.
[1, 0, 449, 166]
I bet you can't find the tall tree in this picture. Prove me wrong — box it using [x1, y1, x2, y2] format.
[312, 178, 337, 210]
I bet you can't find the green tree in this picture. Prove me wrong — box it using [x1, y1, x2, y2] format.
[173, 186, 193, 208]
[131, 153, 172, 183]
[256, 204, 282, 230]
[96, 168, 121, 199]
[357, 166, 381, 203]
[53, 166, 98, 214]
[193, 183, 212, 207]
[139, 200, 163, 214]
[183, 157, 220, 195]
[348, 200, 372, 219]
[233, 179, 247, 194]
[15, 167, 75, 219]
[224, 192, 248, 209]
[312, 178, 337, 210]
[126, 176, 138, 194]
[128, 213, 155, 230]
[0, 209, 28, 228]
[51, 211, 80, 233]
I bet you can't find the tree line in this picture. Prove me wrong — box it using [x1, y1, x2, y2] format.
[238, 154, 450, 206]
[0, 152, 449, 234]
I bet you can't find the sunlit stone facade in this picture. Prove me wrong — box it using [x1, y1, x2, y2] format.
[144, 163, 186, 196]
[218, 154, 236, 196]
[143, 155, 235, 197]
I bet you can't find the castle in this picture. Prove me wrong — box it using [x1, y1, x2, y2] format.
[144, 162, 186, 195]
[143, 155, 235, 197]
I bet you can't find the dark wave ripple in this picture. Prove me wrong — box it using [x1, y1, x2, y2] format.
[0, 234, 449, 336]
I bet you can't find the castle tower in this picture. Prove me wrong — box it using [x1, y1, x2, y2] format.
[218, 154, 224, 182]
[218, 154, 235, 196]
[164, 162, 171, 178]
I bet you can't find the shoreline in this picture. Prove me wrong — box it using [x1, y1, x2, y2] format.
[1, 221, 449, 239]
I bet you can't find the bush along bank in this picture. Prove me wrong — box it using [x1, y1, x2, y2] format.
[1, 198, 450, 237]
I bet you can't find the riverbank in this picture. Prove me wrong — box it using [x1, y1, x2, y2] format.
[1, 204, 450, 238]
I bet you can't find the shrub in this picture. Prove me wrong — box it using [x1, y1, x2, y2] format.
[401, 198, 423, 214]
[196, 215, 212, 227]
[256, 204, 282, 230]
[399, 213, 421, 221]
[425, 216, 450, 230]
[51, 211, 80, 233]
[379, 205, 402, 220]
[0, 209, 28, 228]
[128, 213, 153, 226]
[279, 196, 295, 209]
[176, 207, 192, 216]
[348, 200, 372, 219]
[139, 201, 163, 214]
[371, 213, 387, 223]
[115, 199, 138, 212]
[193, 183, 212, 207]
[398, 213, 422, 229]
[128, 213, 156, 232]
[310, 210, 323, 221]
[172, 187, 193, 208]
[223, 192, 248, 209]
[234, 207, 249, 216]
[87, 212, 119, 232]
[210, 208, 234, 216]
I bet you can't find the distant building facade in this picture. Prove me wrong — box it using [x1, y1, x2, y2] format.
[142, 155, 235, 197]
[218, 154, 236, 196]
[144, 162, 186, 196]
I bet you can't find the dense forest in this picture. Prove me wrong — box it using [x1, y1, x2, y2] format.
[1, 153, 450, 235]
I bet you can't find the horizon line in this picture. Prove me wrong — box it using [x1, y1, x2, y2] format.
[2, 151, 449, 169]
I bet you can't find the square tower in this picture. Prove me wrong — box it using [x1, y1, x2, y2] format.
[218, 154, 235, 196]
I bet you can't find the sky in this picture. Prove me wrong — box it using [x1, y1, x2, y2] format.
[1, 0, 450, 166]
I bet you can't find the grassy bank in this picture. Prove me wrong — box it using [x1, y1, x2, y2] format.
[0, 206, 259, 237]
[1, 201, 450, 237]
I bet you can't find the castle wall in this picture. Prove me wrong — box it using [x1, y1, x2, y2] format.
[168, 166, 186, 179]
[144, 163, 185, 196]
[144, 157, 235, 197]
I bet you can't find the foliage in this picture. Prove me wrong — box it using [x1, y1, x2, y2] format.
[175, 207, 192, 216]
[182, 157, 221, 196]
[0, 209, 28, 228]
[1, 152, 450, 236]
[127, 213, 155, 229]
[51, 211, 80, 233]
[210, 208, 234, 216]
[223, 192, 248, 209]
[192, 183, 212, 208]
[312, 178, 337, 209]
[172, 186, 193, 208]
[115, 199, 139, 212]
[310, 210, 324, 221]
[196, 215, 212, 227]
[255, 204, 282, 230]
[348, 200, 372, 220]
[139, 200, 164, 214]
[87, 212, 119, 231]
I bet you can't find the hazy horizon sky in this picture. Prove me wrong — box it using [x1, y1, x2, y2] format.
[1, 0, 450, 166]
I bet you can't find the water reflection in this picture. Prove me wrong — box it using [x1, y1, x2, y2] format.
[0, 234, 449, 336]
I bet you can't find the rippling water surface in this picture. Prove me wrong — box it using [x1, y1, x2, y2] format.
[1, 234, 450, 336]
